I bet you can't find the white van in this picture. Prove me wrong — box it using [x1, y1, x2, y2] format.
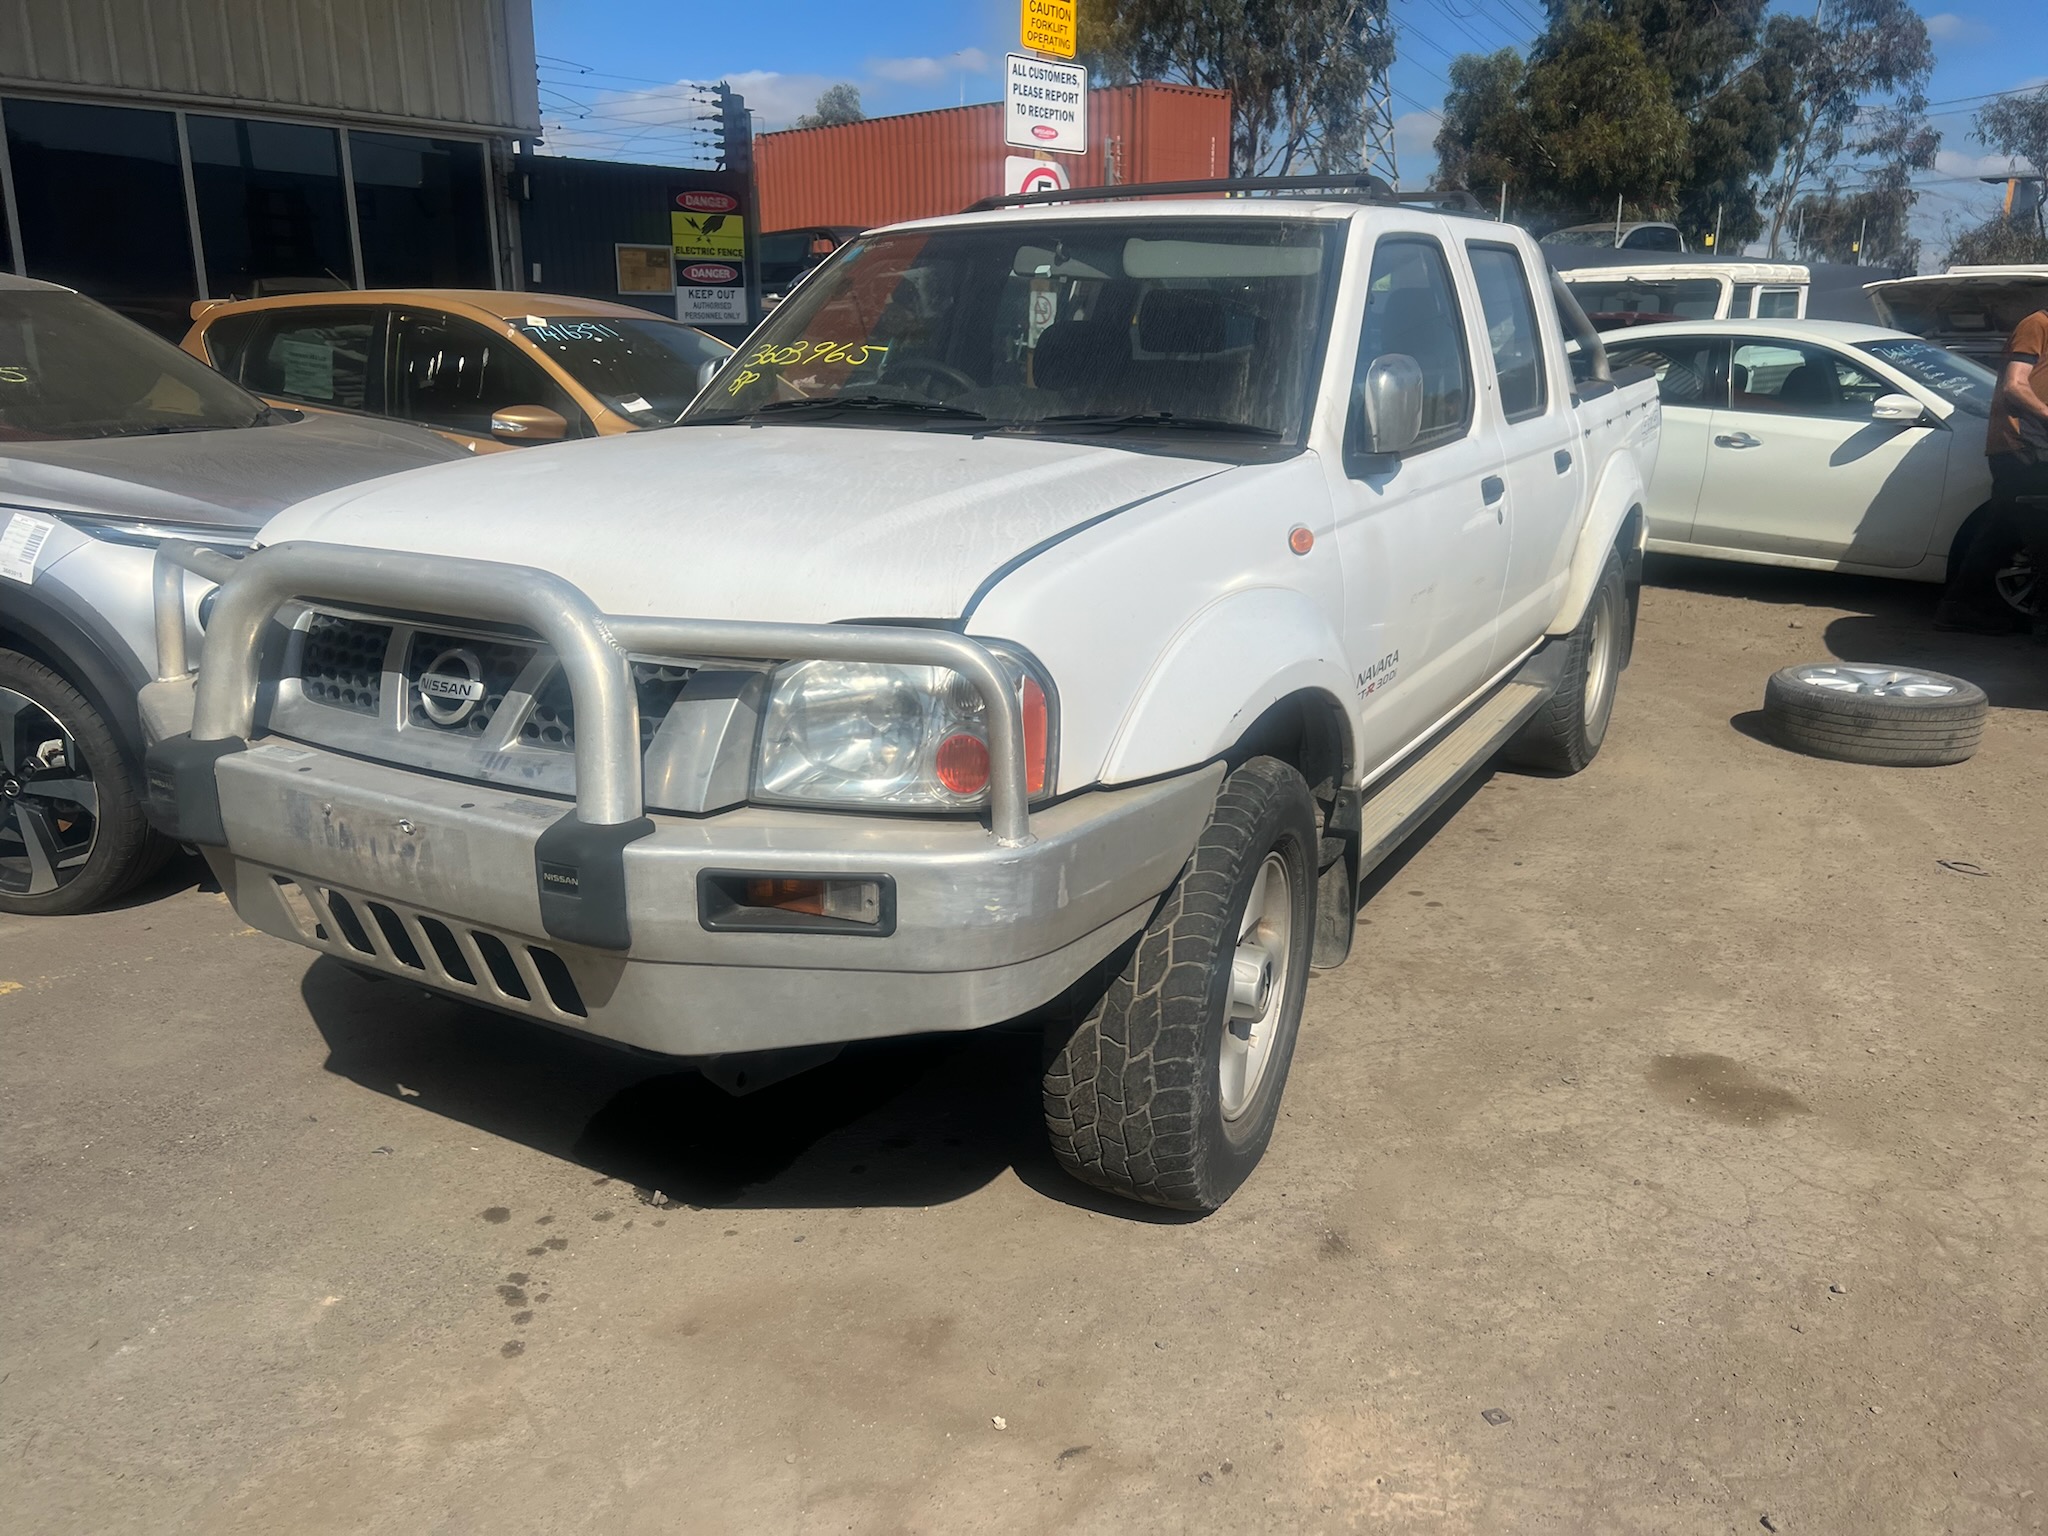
[1559, 261, 1811, 331]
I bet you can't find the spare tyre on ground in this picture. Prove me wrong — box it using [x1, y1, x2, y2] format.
[1762, 663, 1988, 766]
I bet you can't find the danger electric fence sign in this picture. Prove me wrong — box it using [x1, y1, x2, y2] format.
[1020, 0, 1077, 58]
[1004, 53, 1088, 155]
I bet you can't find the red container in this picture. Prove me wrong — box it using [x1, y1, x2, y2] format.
[754, 82, 1231, 231]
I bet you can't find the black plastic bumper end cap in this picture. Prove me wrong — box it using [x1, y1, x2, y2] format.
[534, 813, 656, 952]
[143, 733, 246, 846]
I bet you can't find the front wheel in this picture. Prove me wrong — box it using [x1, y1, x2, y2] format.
[1, 650, 168, 916]
[1042, 757, 1318, 1212]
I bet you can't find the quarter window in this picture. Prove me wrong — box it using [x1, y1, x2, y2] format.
[1467, 243, 1547, 422]
[1357, 236, 1471, 452]
[235, 308, 384, 411]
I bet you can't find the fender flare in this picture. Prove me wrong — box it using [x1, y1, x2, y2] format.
[1100, 586, 1358, 785]
[1548, 447, 1647, 635]
[0, 586, 151, 762]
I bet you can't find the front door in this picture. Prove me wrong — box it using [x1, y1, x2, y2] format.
[1695, 338, 1947, 567]
[1333, 230, 1510, 765]
[389, 311, 587, 453]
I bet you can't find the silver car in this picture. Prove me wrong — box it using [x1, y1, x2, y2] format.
[2, 273, 467, 915]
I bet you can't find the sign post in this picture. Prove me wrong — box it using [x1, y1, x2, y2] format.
[1020, 0, 1077, 58]
[1003, 53, 1088, 155]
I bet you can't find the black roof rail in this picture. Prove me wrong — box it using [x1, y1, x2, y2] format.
[961, 173, 1497, 218]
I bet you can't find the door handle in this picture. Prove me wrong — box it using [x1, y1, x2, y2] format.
[1714, 432, 1761, 448]
[1554, 449, 1572, 474]
[1481, 475, 1506, 503]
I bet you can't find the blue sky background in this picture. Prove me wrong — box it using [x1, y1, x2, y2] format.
[532, 0, 2044, 262]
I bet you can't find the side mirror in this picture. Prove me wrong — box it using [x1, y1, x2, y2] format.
[489, 404, 569, 444]
[694, 357, 724, 392]
[1871, 392, 1926, 426]
[1356, 354, 1424, 456]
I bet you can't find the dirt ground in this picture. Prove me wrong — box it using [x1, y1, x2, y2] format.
[4, 559, 2044, 1535]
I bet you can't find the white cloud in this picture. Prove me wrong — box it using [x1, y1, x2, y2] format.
[1923, 12, 1992, 43]
[1936, 146, 2037, 178]
[722, 70, 843, 131]
[867, 49, 991, 85]
[1390, 111, 1442, 189]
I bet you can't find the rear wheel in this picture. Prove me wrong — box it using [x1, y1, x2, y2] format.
[1504, 544, 1629, 774]
[0, 650, 167, 916]
[1042, 757, 1317, 1212]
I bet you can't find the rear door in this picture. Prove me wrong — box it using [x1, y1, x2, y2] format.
[1465, 238, 1580, 660]
[1605, 333, 1729, 544]
[1695, 337, 1947, 567]
[1332, 227, 1510, 758]
[225, 304, 388, 419]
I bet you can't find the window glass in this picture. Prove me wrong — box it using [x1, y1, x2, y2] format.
[1607, 337, 1729, 409]
[1566, 277, 1724, 325]
[1623, 226, 1683, 252]
[683, 218, 1342, 448]
[1755, 287, 1802, 319]
[1731, 284, 1758, 317]
[238, 307, 384, 410]
[1467, 243, 1547, 422]
[514, 316, 730, 424]
[391, 312, 574, 436]
[1731, 340, 1887, 417]
[0, 288, 267, 441]
[350, 133, 492, 288]
[1358, 236, 1471, 449]
[1860, 338, 1993, 416]
[2, 98, 196, 337]
[188, 116, 354, 299]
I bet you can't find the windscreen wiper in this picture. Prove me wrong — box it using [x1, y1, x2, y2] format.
[750, 394, 987, 421]
[1032, 411, 1282, 439]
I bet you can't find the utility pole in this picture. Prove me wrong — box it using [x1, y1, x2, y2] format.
[1359, 3, 1399, 187]
[1712, 203, 1723, 253]
[1854, 214, 1866, 265]
[1499, 181, 1508, 222]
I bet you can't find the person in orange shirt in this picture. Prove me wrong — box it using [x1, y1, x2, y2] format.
[1936, 306, 2048, 636]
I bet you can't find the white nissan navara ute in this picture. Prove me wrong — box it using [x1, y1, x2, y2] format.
[142, 177, 1660, 1211]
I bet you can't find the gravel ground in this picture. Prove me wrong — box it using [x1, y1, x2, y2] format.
[3, 559, 2043, 1534]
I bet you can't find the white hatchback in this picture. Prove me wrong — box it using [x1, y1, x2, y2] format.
[1604, 318, 2004, 596]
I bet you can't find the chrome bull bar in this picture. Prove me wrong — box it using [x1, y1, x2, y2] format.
[145, 539, 1035, 950]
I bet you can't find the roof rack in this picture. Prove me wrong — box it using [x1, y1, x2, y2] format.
[962, 173, 1493, 217]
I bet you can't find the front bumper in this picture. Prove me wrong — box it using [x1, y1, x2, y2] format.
[205, 739, 1219, 1055]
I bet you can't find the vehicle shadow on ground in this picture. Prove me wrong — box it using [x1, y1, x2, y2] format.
[301, 957, 1194, 1220]
[1645, 554, 2045, 711]
[98, 849, 218, 911]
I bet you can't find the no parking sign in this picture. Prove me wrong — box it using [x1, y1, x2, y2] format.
[1005, 156, 1070, 198]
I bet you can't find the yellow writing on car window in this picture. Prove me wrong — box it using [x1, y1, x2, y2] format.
[0, 367, 28, 384]
[726, 340, 888, 395]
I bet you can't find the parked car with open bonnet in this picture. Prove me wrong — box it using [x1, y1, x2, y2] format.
[141, 176, 1661, 1210]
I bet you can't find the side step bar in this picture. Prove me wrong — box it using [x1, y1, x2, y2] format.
[1356, 680, 1548, 877]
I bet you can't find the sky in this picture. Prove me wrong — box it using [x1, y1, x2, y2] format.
[531, 0, 2045, 262]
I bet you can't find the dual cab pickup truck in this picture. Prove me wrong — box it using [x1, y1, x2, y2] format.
[143, 179, 1661, 1210]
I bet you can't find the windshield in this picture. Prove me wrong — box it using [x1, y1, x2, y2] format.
[684, 217, 1346, 445]
[1860, 338, 1996, 416]
[1540, 227, 1616, 248]
[513, 316, 732, 425]
[0, 289, 269, 441]
[1566, 277, 1725, 327]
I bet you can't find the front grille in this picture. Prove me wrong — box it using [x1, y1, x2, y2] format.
[521, 661, 697, 752]
[405, 631, 533, 736]
[300, 615, 389, 714]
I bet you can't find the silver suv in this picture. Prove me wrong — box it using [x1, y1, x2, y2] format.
[1, 274, 466, 914]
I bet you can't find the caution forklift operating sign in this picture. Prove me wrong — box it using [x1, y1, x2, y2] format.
[1021, 0, 1077, 59]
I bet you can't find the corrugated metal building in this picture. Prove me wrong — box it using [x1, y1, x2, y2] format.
[0, 0, 540, 333]
[756, 83, 1231, 231]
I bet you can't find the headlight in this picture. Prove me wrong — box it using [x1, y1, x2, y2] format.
[754, 649, 1054, 810]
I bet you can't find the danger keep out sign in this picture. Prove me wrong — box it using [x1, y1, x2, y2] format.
[1004, 53, 1087, 155]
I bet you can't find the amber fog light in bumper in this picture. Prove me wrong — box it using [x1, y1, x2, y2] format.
[697, 871, 896, 935]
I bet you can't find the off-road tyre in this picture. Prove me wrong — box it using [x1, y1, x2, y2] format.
[0, 649, 169, 915]
[1503, 544, 1629, 774]
[1042, 757, 1317, 1212]
[1762, 664, 1987, 767]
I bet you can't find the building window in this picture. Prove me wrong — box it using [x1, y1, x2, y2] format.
[2, 97, 196, 336]
[349, 132, 491, 289]
[188, 115, 355, 299]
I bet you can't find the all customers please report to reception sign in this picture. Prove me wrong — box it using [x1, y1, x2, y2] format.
[1004, 54, 1088, 154]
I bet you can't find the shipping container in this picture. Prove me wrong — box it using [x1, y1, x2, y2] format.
[755, 82, 1231, 231]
